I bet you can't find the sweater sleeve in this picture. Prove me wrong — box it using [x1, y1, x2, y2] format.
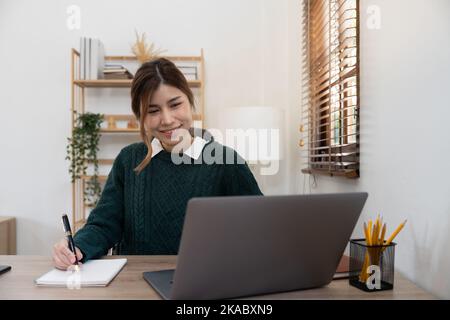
[222, 148, 264, 196]
[73, 150, 125, 262]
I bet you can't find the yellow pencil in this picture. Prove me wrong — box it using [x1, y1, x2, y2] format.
[375, 215, 381, 246]
[378, 223, 382, 245]
[374, 216, 379, 245]
[385, 220, 407, 245]
[371, 221, 378, 245]
[380, 223, 386, 245]
[363, 222, 371, 245]
[379, 217, 383, 242]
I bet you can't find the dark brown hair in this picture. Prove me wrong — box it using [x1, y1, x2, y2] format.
[131, 58, 195, 174]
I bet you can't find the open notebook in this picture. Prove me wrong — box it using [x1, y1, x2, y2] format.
[35, 258, 127, 287]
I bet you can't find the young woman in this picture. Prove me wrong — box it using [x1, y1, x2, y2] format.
[52, 58, 262, 269]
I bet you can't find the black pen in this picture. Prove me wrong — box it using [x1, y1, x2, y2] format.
[61, 214, 80, 270]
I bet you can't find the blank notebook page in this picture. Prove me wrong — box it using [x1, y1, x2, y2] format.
[35, 258, 127, 287]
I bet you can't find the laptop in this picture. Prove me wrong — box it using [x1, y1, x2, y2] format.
[143, 192, 368, 300]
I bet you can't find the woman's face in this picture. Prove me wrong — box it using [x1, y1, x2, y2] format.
[144, 84, 193, 151]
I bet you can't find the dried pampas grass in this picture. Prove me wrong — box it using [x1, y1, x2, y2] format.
[131, 30, 166, 64]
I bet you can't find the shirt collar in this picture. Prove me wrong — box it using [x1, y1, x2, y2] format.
[151, 136, 208, 160]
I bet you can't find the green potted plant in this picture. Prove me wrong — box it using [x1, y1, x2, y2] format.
[66, 112, 104, 206]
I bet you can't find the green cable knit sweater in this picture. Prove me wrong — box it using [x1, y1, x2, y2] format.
[74, 139, 263, 262]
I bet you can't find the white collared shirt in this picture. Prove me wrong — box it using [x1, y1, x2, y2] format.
[150, 136, 208, 160]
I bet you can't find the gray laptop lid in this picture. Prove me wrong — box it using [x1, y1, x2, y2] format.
[162, 192, 368, 299]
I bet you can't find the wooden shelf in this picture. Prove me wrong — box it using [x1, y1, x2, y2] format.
[73, 79, 201, 88]
[103, 114, 135, 121]
[80, 175, 108, 182]
[105, 55, 202, 62]
[100, 128, 139, 133]
[73, 79, 131, 87]
[98, 159, 114, 165]
[87, 159, 114, 165]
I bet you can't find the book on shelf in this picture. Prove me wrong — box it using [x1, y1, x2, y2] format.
[79, 37, 105, 80]
[177, 65, 198, 81]
[177, 65, 197, 73]
[183, 73, 198, 81]
[104, 68, 129, 73]
[104, 63, 125, 68]
[88, 38, 91, 79]
[103, 71, 133, 80]
[91, 38, 105, 80]
[103, 64, 133, 79]
[80, 37, 85, 79]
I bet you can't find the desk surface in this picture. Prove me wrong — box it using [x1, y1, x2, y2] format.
[0, 255, 434, 300]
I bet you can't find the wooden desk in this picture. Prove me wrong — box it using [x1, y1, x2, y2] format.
[0, 255, 434, 300]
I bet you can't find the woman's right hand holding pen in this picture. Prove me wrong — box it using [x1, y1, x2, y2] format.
[52, 238, 83, 270]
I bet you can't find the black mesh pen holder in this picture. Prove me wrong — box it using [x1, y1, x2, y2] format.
[349, 239, 396, 292]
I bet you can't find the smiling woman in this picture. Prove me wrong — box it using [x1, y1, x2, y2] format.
[145, 85, 194, 152]
[131, 58, 197, 173]
[52, 58, 263, 269]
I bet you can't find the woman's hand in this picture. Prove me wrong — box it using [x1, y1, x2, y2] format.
[52, 238, 83, 270]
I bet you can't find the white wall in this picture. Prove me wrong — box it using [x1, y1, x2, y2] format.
[0, 0, 292, 255]
[293, 0, 450, 299]
[1, 0, 449, 300]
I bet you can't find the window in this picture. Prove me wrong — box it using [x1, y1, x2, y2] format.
[300, 0, 360, 178]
